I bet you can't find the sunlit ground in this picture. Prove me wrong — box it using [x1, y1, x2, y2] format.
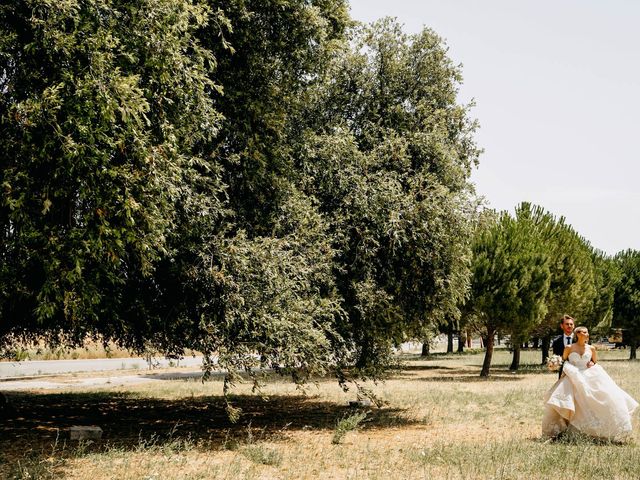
[2, 348, 639, 479]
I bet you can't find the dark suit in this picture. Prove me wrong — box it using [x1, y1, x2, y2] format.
[552, 335, 570, 377]
[552, 335, 568, 356]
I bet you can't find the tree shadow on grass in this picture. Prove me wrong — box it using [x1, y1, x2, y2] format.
[490, 365, 550, 375]
[400, 351, 487, 361]
[414, 374, 528, 382]
[399, 364, 554, 382]
[395, 364, 455, 372]
[0, 389, 417, 474]
[140, 371, 211, 381]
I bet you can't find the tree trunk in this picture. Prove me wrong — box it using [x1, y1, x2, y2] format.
[541, 335, 550, 365]
[421, 342, 430, 357]
[356, 339, 373, 369]
[532, 337, 539, 349]
[509, 344, 521, 370]
[466, 332, 472, 348]
[457, 331, 465, 353]
[480, 328, 496, 377]
[630, 340, 637, 360]
[447, 329, 454, 354]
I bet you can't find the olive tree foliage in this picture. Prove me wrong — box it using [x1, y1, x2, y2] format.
[0, 0, 345, 400]
[296, 19, 479, 373]
[0, 0, 224, 349]
[469, 203, 551, 376]
[199, 0, 351, 235]
[187, 0, 358, 402]
[613, 250, 640, 360]
[1, 1, 481, 407]
[166, 15, 480, 384]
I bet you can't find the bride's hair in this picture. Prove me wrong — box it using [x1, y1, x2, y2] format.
[572, 326, 588, 342]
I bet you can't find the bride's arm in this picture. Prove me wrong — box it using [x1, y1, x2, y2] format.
[590, 345, 598, 364]
[562, 346, 571, 361]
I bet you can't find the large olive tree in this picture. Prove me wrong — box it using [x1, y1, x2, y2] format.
[0, 0, 223, 350]
[296, 19, 479, 373]
[1, 2, 482, 408]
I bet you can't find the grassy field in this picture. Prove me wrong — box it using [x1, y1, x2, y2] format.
[2, 348, 639, 479]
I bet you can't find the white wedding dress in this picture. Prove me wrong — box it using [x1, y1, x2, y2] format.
[542, 349, 638, 441]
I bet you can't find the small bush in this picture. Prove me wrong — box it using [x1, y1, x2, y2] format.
[13, 348, 30, 362]
[332, 411, 368, 444]
[241, 445, 282, 466]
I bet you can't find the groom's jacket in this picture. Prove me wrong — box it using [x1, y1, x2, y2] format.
[552, 335, 566, 357]
[552, 335, 566, 377]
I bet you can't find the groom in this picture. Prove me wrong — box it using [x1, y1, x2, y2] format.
[552, 315, 575, 377]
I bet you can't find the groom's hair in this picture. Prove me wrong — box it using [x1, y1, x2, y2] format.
[560, 314, 574, 324]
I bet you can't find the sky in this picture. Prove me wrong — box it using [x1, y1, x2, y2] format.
[348, 0, 639, 255]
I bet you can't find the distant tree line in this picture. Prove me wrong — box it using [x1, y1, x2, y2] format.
[458, 203, 640, 375]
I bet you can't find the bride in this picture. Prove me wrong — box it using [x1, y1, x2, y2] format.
[542, 326, 638, 441]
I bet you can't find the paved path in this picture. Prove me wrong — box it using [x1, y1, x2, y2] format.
[0, 356, 205, 379]
[0, 370, 207, 391]
[0, 342, 433, 380]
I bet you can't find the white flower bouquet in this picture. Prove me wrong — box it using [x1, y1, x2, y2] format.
[546, 354, 564, 372]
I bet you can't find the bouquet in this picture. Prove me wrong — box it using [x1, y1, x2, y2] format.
[546, 354, 563, 372]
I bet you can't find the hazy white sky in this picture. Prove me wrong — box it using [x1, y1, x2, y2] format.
[348, 0, 639, 255]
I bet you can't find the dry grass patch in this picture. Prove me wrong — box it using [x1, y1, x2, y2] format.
[2, 348, 639, 479]
[1, 340, 134, 362]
